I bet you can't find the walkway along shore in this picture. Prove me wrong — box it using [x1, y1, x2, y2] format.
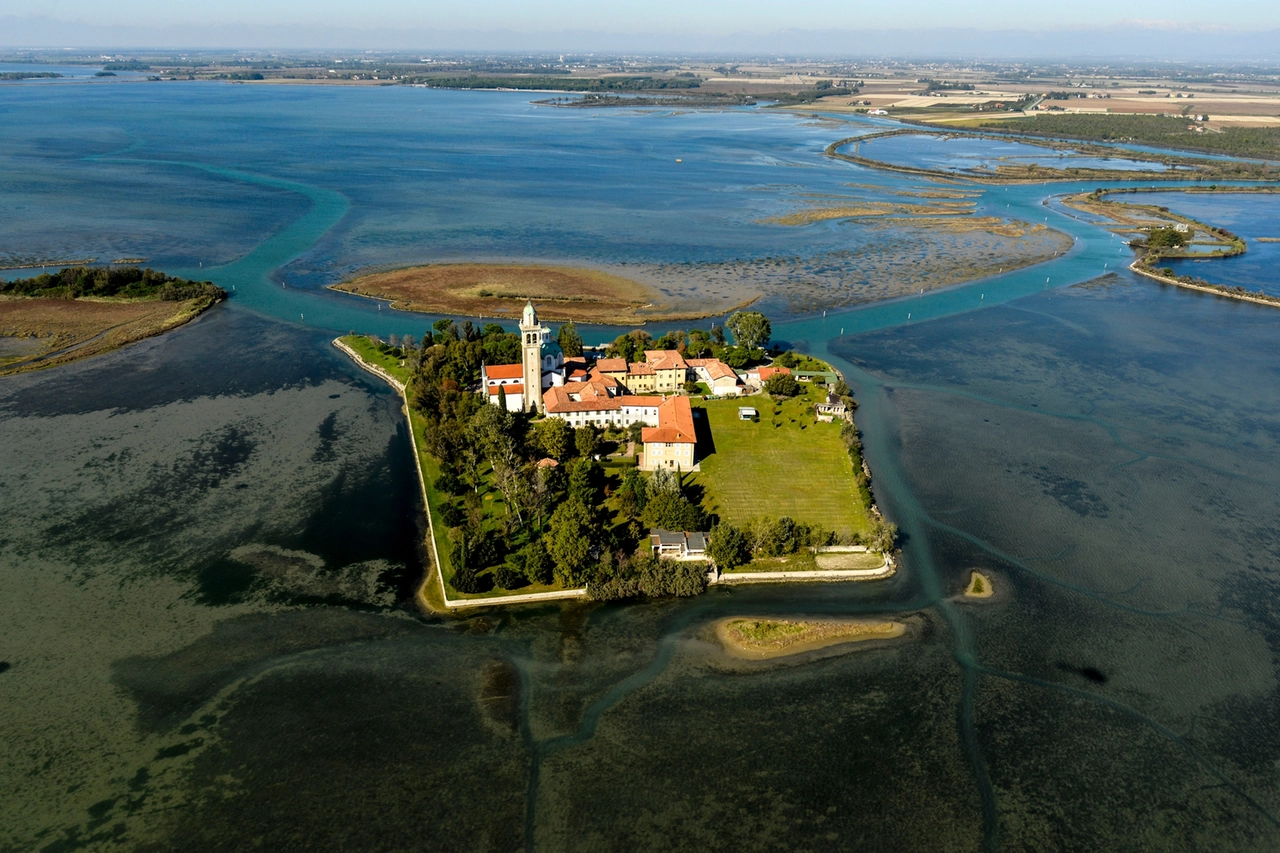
[713, 561, 895, 585]
[1128, 262, 1280, 309]
[332, 338, 590, 613]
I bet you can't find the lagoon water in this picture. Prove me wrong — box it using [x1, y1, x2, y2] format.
[3, 80, 1280, 851]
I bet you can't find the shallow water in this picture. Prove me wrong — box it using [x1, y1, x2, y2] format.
[2, 84, 1280, 851]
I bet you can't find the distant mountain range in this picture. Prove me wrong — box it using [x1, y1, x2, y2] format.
[3, 16, 1279, 61]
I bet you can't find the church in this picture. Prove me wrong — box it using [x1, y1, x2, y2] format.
[479, 300, 568, 414]
[477, 300, 704, 471]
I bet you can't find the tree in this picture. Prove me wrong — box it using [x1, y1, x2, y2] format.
[870, 518, 899, 552]
[616, 466, 648, 519]
[535, 417, 573, 461]
[575, 424, 600, 459]
[726, 311, 771, 351]
[494, 564, 527, 590]
[707, 523, 750, 570]
[557, 321, 584, 357]
[751, 516, 799, 556]
[606, 330, 653, 362]
[546, 497, 595, 587]
[469, 405, 526, 526]
[642, 491, 705, 532]
[522, 539, 553, 585]
[568, 458, 603, 506]
[763, 373, 801, 397]
[627, 421, 645, 450]
[648, 466, 682, 497]
[451, 533, 489, 594]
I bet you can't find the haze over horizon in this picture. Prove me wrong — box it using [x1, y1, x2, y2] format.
[3, 0, 1279, 60]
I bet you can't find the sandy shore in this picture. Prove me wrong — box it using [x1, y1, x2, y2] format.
[715, 618, 905, 659]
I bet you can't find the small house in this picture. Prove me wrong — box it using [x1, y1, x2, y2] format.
[815, 391, 848, 423]
[738, 406, 758, 421]
[650, 529, 711, 560]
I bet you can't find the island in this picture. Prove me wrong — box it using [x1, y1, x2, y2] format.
[1, 266, 227, 375]
[335, 302, 897, 612]
[330, 262, 757, 325]
[715, 618, 906, 659]
[964, 571, 994, 599]
[1064, 186, 1280, 308]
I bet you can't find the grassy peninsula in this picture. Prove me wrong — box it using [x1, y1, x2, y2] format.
[1, 266, 226, 375]
[331, 263, 756, 325]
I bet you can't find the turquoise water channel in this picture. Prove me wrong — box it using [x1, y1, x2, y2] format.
[2, 79, 1280, 851]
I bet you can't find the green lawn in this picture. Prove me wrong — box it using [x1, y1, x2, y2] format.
[341, 334, 412, 384]
[690, 384, 872, 538]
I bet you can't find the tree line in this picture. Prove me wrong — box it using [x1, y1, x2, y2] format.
[1, 266, 226, 302]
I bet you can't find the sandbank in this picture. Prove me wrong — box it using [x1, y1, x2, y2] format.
[715, 617, 906, 660]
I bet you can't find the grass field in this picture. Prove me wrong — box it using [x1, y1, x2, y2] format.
[690, 384, 872, 538]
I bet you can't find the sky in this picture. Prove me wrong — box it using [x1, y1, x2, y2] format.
[2, 0, 1279, 56]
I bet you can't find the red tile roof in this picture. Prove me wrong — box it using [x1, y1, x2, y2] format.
[487, 383, 523, 396]
[627, 362, 656, 376]
[687, 358, 738, 382]
[644, 349, 689, 371]
[595, 357, 628, 373]
[484, 363, 524, 381]
[642, 396, 697, 444]
[756, 366, 792, 382]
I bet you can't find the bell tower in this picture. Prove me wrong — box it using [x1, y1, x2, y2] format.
[519, 299, 544, 414]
